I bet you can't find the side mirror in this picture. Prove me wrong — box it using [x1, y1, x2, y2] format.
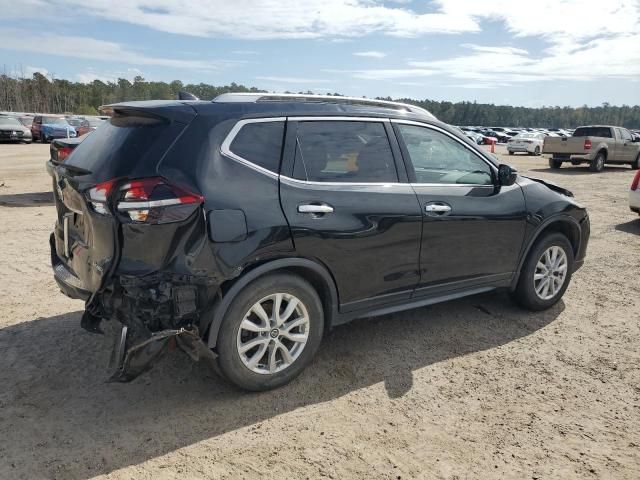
[498, 164, 517, 186]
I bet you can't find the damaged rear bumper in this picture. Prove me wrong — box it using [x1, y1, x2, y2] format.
[108, 324, 216, 382]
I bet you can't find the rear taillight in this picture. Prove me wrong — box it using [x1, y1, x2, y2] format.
[57, 146, 73, 162]
[88, 178, 119, 215]
[116, 177, 204, 224]
[631, 170, 640, 191]
[584, 139, 592, 150]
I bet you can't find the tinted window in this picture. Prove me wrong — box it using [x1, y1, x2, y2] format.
[573, 127, 612, 138]
[293, 121, 397, 183]
[397, 124, 493, 185]
[229, 121, 285, 173]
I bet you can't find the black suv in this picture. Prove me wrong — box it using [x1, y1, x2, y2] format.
[49, 94, 589, 391]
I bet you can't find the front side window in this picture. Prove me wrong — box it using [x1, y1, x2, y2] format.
[396, 124, 493, 185]
[229, 121, 285, 173]
[292, 121, 397, 183]
[619, 128, 632, 141]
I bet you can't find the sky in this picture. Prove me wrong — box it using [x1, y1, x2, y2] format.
[0, 0, 639, 107]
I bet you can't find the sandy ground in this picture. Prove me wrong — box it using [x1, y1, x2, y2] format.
[0, 142, 638, 480]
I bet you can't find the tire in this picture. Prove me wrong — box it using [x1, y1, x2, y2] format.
[631, 153, 640, 170]
[512, 232, 574, 311]
[41, 134, 49, 144]
[534, 146, 541, 156]
[589, 152, 605, 172]
[216, 273, 324, 391]
[549, 158, 562, 169]
[508, 150, 513, 155]
[570, 160, 581, 166]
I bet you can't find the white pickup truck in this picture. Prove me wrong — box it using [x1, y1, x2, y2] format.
[543, 125, 640, 172]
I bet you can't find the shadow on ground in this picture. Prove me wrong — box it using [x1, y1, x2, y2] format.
[615, 218, 640, 235]
[0, 292, 562, 479]
[0, 191, 53, 207]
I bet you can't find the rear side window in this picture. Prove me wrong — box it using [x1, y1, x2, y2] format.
[573, 127, 612, 138]
[292, 121, 398, 183]
[229, 121, 285, 173]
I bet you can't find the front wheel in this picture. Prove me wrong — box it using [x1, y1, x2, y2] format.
[216, 273, 324, 391]
[534, 146, 541, 156]
[512, 232, 574, 311]
[549, 158, 562, 169]
[631, 153, 639, 170]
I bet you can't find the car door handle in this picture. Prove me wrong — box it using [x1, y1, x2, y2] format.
[425, 203, 451, 214]
[298, 204, 334, 214]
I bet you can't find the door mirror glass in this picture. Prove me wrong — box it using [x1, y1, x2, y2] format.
[498, 164, 517, 186]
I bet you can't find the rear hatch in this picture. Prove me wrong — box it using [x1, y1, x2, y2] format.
[50, 101, 198, 295]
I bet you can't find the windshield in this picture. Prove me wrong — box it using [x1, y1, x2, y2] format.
[19, 117, 32, 126]
[42, 116, 68, 125]
[66, 118, 84, 127]
[0, 117, 22, 127]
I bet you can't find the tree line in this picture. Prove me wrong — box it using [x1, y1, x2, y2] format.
[1, 72, 639, 128]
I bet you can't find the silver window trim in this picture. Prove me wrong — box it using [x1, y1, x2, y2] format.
[220, 116, 498, 188]
[391, 119, 498, 187]
[288, 116, 390, 123]
[220, 117, 286, 179]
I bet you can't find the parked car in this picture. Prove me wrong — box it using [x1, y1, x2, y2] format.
[507, 133, 545, 156]
[49, 134, 87, 165]
[456, 127, 483, 144]
[482, 130, 510, 143]
[0, 116, 32, 143]
[66, 117, 106, 136]
[49, 93, 589, 391]
[31, 115, 77, 143]
[630, 169, 640, 215]
[18, 116, 33, 129]
[543, 125, 640, 171]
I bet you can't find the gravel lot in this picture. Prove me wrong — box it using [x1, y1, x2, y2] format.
[0, 143, 638, 479]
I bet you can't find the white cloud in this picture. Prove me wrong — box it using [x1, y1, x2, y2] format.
[15, 0, 479, 39]
[0, 28, 241, 71]
[353, 51, 387, 58]
[9, 66, 51, 79]
[75, 68, 144, 84]
[256, 76, 331, 84]
[232, 50, 259, 55]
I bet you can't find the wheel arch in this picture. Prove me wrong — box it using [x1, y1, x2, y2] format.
[205, 257, 340, 348]
[510, 216, 582, 291]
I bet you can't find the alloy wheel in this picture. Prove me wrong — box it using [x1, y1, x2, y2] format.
[236, 293, 310, 374]
[533, 246, 568, 300]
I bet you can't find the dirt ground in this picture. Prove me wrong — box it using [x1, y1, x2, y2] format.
[0, 142, 638, 480]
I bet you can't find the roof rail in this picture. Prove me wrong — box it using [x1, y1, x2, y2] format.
[212, 92, 436, 119]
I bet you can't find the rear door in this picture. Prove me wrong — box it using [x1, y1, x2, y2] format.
[279, 117, 423, 312]
[392, 120, 527, 293]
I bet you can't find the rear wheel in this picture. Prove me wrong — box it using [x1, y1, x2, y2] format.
[216, 273, 324, 391]
[589, 152, 605, 172]
[512, 232, 574, 311]
[631, 153, 639, 170]
[570, 160, 581, 166]
[508, 150, 513, 155]
[549, 158, 562, 169]
[534, 146, 541, 156]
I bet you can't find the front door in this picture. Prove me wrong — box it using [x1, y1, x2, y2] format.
[392, 121, 527, 295]
[279, 118, 423, 312]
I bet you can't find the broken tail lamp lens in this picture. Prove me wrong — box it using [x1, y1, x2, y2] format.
[116, 177, 204, 224]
